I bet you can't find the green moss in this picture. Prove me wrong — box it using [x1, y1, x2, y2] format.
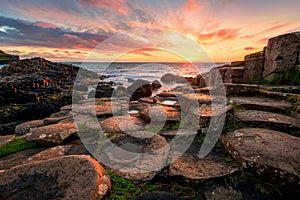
[250, 77, 268, 85]
[250, 67, 300, 86]
[0, 138, 39, 157]
[268, 67, 300, 86]
[105, 170, 156, 200]
[105, 170, 204, 200]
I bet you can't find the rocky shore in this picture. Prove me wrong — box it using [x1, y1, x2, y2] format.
[0, 50, 19, 65]
[0, 32, 299, 199]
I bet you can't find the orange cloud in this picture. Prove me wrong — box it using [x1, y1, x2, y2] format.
[244, 47, 256, 51]
[196, 28, 239, 41]
[183, 0, 202, 12]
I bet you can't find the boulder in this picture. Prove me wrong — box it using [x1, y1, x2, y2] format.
[0, 155, 111, 200]
[161, 73, 187, 84]
[15, 120, 45, 135]
[221, 128, 300, 185]
[151, 80, 162, 90]
[263, 33, 300, 78]
[25, 123, 77, 145]
[90, 82, 114, 99]
[126, 79, 152, 101]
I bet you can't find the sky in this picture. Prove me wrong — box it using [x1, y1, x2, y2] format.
[0, 0, 299, 62]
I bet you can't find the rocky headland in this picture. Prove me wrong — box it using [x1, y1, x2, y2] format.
[0, 50, 19, 65]
[0, 32, 300, 199]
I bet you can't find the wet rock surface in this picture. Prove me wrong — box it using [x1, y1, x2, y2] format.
[0, 155, 111, 200]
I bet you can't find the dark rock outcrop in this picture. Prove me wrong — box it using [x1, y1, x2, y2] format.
[0, 57, 99, 134]
[264, 32, 300, 79]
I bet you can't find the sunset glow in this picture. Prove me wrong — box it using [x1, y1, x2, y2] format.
[0, 0, 299, 62]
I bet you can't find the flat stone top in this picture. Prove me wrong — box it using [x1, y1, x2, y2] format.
[230, 96, 292, 111]
[0, 155, 111, 200]
[198, 105, 233, 117]
[235, 110, 300, 129]
[98, 133, 169, 181]
[169, 142, 237, 180]
[222, 128, 300, 177]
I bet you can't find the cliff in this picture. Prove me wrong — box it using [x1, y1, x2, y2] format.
[193, 31, 300, 87]
[0, 50, 19, 65]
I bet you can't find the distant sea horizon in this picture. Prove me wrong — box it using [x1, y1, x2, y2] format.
[62, 61, 229, 86]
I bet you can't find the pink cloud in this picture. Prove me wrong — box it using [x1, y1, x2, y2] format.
[78, 0, 131, 15]
[183, 0, 202, 12]
[244, 47, 256, 51]
[196, 28, 239, 41]
[33, 21, 57, 29]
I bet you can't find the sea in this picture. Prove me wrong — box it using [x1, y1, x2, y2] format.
[63, 62, 228, 87]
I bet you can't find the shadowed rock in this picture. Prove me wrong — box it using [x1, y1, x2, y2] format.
[221, 128, 300, 185]
[0, 155, 111, 200]
[126, 79, 152, 101]
[169, 142, 238, 182]
[99, 133, 169, 181]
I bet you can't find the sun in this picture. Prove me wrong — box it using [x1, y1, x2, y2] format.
[186, 33, 199, 42]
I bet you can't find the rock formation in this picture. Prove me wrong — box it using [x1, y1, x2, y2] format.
[0, 50, 19, 65]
